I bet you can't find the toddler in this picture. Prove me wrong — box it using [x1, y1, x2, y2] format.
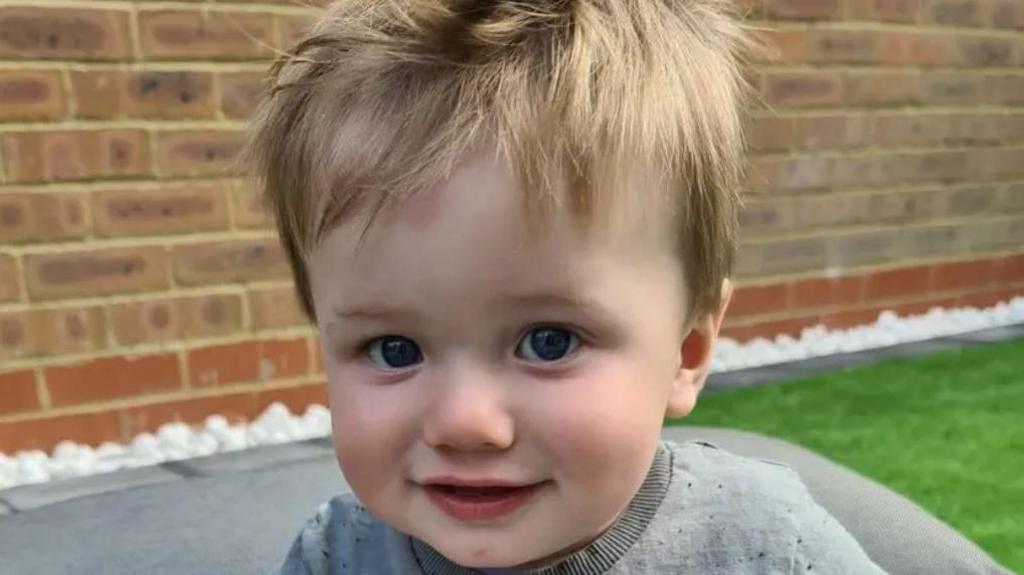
[248, 1, 888, 572]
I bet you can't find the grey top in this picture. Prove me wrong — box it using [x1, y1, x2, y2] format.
[274, 440, 888, 574]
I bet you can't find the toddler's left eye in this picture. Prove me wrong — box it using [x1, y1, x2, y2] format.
[516, 327, 579, 363]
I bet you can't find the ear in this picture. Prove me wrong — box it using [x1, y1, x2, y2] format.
[666, 279, 733, 418]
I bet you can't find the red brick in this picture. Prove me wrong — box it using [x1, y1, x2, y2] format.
[0, 306, 107, 360]
[925, 0, 984, 26]
[254, 383, 327, 417]
[985, 76, 1024, 106]
[891, 296, 962, 316]
[898, 150, 975, 185]
[0, 411, 122, 454]
[806, 29, 882, 64]
[727, 283, 790, 318]
[899, 225, 963, 259]
[0, 192, 89, 244]
[794, 113, 870, 149]
[24, 246, 169, 301]
[747, 115, 795, 152]
[734, 237, 828, 277]
[746, 155, 834, 192]
[156, 130, 245, 178]
[0, 254, 19, 302]
[788, 193, 868, 229]
[0, 70, 65, 120]
[945, 185, 998, 215]
[865, 265, 933, 301]
[764, 0, 842, 20]
[761, 72, 845, 108]
[109, 292, 244, 346]
[830, 153, 894, 189]
[958, 288, 1018, 309]
[880, 32, 954, 67]
[1, 130, 152, 183]
[957, 37, 1015, 68]
[92, 184, 228, 237]
[844, 70, 922, 106]
[138, 10, 273, 60]
[995, 254, 1024, 284]
[45, 354, 182, 408]
[868, 188, 944, 224]
[0, 370, 40, 416]
[720, 315, 822, 343]
[73, 70, 216, 119]
[755, 29, 808, 63]
[275, 13, 317, 51]
[187, 338, 309, 388]
[847, 0, 921, 22]
[931, 259, 995, 291]
[231, 181, 274, 229]
[172, 238, 289, 286]
[823, 306, 886, 330]
[119, 392, 258, 439]
[921, 73, 984, 105]
[981, 147, 1024, 181]
[991, 1, 1024, 28]
[219, 72, 266, 119]
[828, 231, 901, 268]
[311, 339, 324, 374]
[1001, 183, 1024, 212]
[791, 276, 864, 309]
[737, 199, 797, 236]
[248, 286, 308, 329]
[963, 218, 1024, 251]
[872, 112, 949, 147]
[0, 7, 132, 61]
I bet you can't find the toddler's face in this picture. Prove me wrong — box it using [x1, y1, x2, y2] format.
[308, 145, 712, 568]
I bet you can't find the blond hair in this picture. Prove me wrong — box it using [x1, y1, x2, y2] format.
[247, 0, 757, 323]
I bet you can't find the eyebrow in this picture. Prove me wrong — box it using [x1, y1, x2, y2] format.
[330, 291, 615, 323]
[330, 303, 416, 322]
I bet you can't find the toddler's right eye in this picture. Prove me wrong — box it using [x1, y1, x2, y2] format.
[366, 336, 422, 369]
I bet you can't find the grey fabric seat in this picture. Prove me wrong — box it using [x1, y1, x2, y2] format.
[0, 426, 1011, 574]
[662, 426, 1012, 575]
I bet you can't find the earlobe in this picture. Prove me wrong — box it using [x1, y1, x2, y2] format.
[665, 279, 733, 419]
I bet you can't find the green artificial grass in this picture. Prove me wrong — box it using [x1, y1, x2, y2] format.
[668, 338, 1024, 573]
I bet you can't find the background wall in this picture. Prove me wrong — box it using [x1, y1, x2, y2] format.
[1, 0, 1022, 453]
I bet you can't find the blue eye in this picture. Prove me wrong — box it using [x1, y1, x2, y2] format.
[367, 336, 422, 369]
[517, 327, 579, 363]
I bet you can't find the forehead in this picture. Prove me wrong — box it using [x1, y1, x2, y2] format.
[307, 145, 680, 312]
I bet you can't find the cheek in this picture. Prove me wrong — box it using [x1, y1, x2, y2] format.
[326, 367, 416, 488]
[533, 361, 668, 482]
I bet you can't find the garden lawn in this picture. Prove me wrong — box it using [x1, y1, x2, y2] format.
[669, 338, 1024, 573]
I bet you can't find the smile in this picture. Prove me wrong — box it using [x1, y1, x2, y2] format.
[422, 481, 548, 522]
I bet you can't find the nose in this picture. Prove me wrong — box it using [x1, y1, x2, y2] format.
[421, 359, 515, 451]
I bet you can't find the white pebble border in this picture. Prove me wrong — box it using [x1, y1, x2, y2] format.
[1, 297, 1022, 492]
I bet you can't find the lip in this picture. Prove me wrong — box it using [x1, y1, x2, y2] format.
[421, 476, 535, 488]
[421, 479, 547, 522]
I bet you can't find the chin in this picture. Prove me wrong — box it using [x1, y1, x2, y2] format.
[431, 538, 542, 570]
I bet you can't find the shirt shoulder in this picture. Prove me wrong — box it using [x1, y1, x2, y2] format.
[656, 439, 888, 574]
[271, 493, 421, 575]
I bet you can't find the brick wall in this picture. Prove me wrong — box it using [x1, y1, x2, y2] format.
[1, 0, 1022, 453]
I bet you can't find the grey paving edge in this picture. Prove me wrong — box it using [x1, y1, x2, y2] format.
[173, 438, 334, 477]
[0, 498, 13, 516]
[0, 465, 182, 513]
[706, 322, 1024, 393]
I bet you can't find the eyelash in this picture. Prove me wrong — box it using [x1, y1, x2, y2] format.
[355, 324, 587, 369]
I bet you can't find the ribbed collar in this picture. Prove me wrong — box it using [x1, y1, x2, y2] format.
[410, 442, 673, 575]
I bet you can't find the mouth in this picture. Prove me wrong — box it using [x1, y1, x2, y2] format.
[421, 480, 548, 522]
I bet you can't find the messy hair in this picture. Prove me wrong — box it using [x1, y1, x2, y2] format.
[246, 0, 758, 323]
